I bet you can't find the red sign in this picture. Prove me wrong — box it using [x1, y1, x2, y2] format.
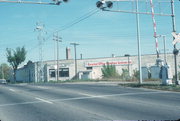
[85, 60, 132, 67]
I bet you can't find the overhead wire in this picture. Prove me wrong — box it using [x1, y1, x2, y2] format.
[27, 8, 100, 53]
[45, 8, 100, 41]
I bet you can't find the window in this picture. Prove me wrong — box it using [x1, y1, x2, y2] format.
[49, 69, 56, 78]
[86, 67, 92, 70]
[59, 68, 69, 77]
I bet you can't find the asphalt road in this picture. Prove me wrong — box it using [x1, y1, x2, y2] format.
[0, 83, 180, 121]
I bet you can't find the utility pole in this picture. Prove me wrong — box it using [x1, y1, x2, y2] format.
[70, 43, 79, 80]
[171, 0, 179, 85]
[53, 33, 62, 81]
[135, 0, 142, 84]
[162, 35, 167, 64]
[35, 22, 45, 82]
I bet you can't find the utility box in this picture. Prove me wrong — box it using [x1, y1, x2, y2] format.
[142, 66, 149, 80]
[150, 66, 161, 79]
[160, 65, 173, 85]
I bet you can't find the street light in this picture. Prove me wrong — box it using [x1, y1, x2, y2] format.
[70, 43, 79, 80]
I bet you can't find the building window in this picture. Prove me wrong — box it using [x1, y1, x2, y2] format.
[49, 69, 56, 78]
[59, 68, 69, 77]
[86, 67, 92, 70]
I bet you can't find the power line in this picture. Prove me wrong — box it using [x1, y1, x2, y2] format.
[57, 9, 100, 32]
[45, 8, 100, 41]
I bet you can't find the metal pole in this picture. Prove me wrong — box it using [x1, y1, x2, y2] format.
[128, 56, 130, 75]
[171, 0, 179, 85]
[0, 0, 61, 5]
[74, 45, 77, 79]
[80, 54, 83, 60]
[53, 33, 62, 81]
[162, 35, 167, 64]
[35, 23, 44, 82]
[135, 0, 142, 84]
[57, 37, 59, 81]
[71, 43, 79, 80]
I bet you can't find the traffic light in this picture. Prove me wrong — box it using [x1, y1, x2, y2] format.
[106, 1, 113, 8]
[173, 48, 179, 55]
[52, 0, 69, 5]
[63, 0, 69, 2]
[96, 1, 103, 8]
[96, 0, 113, 9]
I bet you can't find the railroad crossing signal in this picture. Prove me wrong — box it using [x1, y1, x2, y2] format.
[172, 32, 180, 45]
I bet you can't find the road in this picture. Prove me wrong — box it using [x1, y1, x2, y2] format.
[0, 83, 180, 121]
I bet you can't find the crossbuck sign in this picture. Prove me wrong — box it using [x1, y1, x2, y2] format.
[172, 32, 180, 45]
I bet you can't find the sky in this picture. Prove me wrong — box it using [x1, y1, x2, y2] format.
[0, 0, 180, 66]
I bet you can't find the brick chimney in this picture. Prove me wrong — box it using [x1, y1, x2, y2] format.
[66, 47, 71, 60]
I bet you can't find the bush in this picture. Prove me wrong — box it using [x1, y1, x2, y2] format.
[101, 63, 120, 78]
[120, 69, 131, 81]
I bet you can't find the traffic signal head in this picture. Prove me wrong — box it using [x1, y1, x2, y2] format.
[96, 1, 103, 8]
[96, 0, 113, 9]
[173, 48, 179, 55]
[63, 0, 69, 2]
[106, 1, 113, 8]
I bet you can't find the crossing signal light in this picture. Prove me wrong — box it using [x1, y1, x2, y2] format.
[53, 0, 69, 5]
[96, 0, 113, 9]
[63, 0, 69, 2]
[106, 1, 113, 8]
[96, 1, 103, 8]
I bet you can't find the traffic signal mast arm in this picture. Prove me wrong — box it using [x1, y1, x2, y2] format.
[0, 0, 68, 5]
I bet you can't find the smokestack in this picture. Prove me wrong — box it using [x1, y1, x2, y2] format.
[112, 54, 115, 58]
[80, 54, 83, 60]
[66, 47, 71, 60]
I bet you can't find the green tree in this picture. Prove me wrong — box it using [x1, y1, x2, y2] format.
[0, 63, 12, 80]
[120, 68, 130, 80]
[101, 63, 120, 78]
[6, 46, 27, 82]
[133, 69, 140, 80]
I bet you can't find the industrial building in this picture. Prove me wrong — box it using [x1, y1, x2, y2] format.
[15, 48, 178, 82]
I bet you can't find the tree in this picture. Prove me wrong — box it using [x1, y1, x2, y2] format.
[101, 62, 120, 78]
[0, 63, 12, 80]
[133, 69, 140, 80]
[120, 68, 131, 80]
[6, 46, 27, 82]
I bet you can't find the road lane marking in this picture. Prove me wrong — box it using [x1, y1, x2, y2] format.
[36, 86, 49, 89]
[77, 92, 95, 97]
[35, 97, 53, 104]
[9, 89, 16, 92]
[0, 91, 177, 108]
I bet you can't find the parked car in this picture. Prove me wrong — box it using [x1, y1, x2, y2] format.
[0, 79, 7, 84]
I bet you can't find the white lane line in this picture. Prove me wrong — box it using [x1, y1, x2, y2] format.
[77, 92, 95, 97]
[9, 89, 16, 92]
[35, 97, 53, 104]
[0, 91, 171, 108]
[36, 86, 49, 89]
[53, 91, 166, 102]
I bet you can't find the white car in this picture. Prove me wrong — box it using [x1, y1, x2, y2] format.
[0, 79, 7, 84]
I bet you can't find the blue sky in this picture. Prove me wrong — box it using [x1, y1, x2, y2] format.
[0, 0, 180, 65]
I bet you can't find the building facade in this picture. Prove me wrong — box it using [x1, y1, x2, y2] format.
[15, 53, 179, 82]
